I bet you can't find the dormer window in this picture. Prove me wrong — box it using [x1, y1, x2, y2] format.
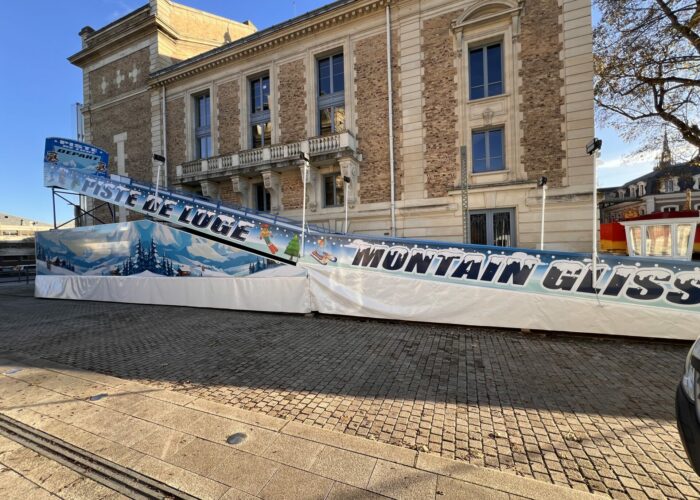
[663, 177, 677, 193]
[629, 185, 637, 198]
[638, 182, 646, 196]
[693, 174, 700, 190]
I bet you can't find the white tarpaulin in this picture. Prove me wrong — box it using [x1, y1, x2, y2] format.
[304, 263, 700, 340]
[36, 273, 311, 314]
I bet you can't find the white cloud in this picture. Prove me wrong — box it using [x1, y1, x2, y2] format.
[598, 149, 658, 170]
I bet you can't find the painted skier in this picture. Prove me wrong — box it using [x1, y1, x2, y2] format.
[259, 223, 278, 254]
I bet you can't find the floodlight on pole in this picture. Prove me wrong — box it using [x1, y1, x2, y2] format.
[343, 175, 351, 233]
[300, 152, 310, 256]
[539, 176, 547, 251]
[153, 153, 166, 216]
[586, 137, 602, 297]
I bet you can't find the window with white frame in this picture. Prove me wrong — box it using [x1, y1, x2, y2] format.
[472, 127, 505, 173]
[317, 53, 345, 136]
[638, 182, 646, 196]
[250, 74, 271, 148]
[323, 173, 345, 207]
[469, 43, 503, 100]
[629, 185, 637, 198]
[194, 92, 211, 159]
[662, 205, 678, 212]
[663, 178, 676, 193]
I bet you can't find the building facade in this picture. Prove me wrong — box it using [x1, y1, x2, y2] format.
[0, 213, 53, 271]
[70, 0, 595, 252]
[600, 166, 700, 223]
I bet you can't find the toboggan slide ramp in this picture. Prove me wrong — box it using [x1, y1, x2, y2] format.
[39, 147, 700, 339]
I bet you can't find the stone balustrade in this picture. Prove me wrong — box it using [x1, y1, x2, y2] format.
[175, 131, 356, 180]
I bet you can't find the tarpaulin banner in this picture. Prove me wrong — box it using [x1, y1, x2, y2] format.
[43, 146, 700, 322]
[44, 137, 109, 186]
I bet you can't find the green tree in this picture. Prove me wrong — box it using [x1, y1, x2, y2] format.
[594, 0, 700, 155]
[284, 234, 300, 260]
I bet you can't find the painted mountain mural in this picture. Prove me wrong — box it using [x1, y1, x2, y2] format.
[35, 220, 281, 277]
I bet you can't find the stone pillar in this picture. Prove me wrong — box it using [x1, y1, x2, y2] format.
[262, 170, 283, 213]
[338, 157, 360, 208]
[113, 132, 128, 222]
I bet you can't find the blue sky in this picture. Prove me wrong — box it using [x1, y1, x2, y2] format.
[0, 1, 649, 224]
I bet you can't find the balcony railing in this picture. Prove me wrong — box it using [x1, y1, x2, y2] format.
[176, 131, 356, 180]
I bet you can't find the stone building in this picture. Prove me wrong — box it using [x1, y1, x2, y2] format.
[599, 136, 700, 223]
[70, 0, 595, 251]
[0, 213, 53, 271]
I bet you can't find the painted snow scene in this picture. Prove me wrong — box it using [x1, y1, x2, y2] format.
[35, 220, 282, 278]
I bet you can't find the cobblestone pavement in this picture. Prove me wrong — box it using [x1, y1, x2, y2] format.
[1, 283, 698, 498]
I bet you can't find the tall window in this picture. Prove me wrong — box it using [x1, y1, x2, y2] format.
[254, 183, 271, 212]
[250, 75, 271, 148]
[470, 209, 515, 247]
[472, 128, 504, 173]
[318, 53, 345, 136]
[194, 92, 211, 159]
[323, 173, 345, 207]
[469, 43, 503, 100]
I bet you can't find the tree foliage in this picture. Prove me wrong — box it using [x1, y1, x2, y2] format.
[594, 0, 700, 154]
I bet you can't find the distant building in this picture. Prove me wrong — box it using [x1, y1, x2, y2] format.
[0, 213, 53, 271]
[599, 135, 700, 223]
[69, 0, 596, 252]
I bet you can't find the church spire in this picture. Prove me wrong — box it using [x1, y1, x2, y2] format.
[656, 128, 673, 170]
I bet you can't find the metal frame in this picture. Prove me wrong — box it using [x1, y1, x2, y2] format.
[51, 187, 114, 229]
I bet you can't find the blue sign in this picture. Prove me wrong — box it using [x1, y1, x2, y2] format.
[44, 137, 109, 187]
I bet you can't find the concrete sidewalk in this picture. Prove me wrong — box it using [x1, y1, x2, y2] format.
[0, 354, 596, 499]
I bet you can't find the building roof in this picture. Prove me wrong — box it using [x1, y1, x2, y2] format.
[604, 162, 700, 196]
[0, 212, 52, 227]
[150, 0, 357, 79]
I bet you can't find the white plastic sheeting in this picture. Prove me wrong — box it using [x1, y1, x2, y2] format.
[34, 261, 700, 340]
[35, 272, 311, 314]
[304, 264, 700, 340]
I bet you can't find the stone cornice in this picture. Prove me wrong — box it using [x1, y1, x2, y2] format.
[69, 11, 155, 68]
[149, 0, 394, 88]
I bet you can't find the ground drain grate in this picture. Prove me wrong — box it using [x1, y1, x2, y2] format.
[0, 413, 197, 499]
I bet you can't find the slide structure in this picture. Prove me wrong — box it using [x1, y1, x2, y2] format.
[39, 138, 700, 339]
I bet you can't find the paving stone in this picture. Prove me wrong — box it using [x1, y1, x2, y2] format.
[308, 445, 377, 489]
[207, 449, 280, 495]
[0, 283, 696, 498]
[131, 453, 229, 500]
[259, 465, 334, 499]
[326, 481, 385, 499]
[367, 459, 437, 499]
[436, 475, 508, 499]
[262, 433, 325, 470]
[131, 426, 196, 460]
[167, 437, 234, 476]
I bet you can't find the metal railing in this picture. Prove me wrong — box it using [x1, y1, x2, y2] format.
[176, 131, 356, 179]
[0, 266, 35, 284]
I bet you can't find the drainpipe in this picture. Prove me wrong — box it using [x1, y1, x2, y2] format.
[386, 4, 396, 237]
[161, 85, 168, 187]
